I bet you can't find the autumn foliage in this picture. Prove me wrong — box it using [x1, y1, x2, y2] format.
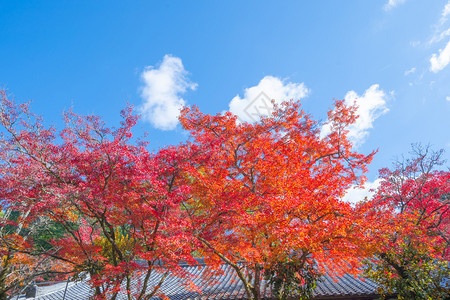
[363, 145, 450, 299]
[178, 100, 377, 299]
[0, 88, 448, 300]
[0, 91, 196, 299]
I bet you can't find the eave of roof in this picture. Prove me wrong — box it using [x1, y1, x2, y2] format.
[22, 261, 382, 300]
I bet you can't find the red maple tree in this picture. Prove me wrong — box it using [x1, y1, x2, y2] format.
[0, 91, 197, 299]
[363, 145, 450, 299]
[179, 99, 376, 299]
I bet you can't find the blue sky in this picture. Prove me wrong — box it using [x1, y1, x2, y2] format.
[1, 0, 450, 202]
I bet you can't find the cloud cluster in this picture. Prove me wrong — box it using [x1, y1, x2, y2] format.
[346, 85, 389, 147]
[430, 40, 450, 73]
[228, 76, 309, 122]
[404, 67, 416, 76]
[428, 28, 450, 45]
[384, 0, 406, 11]
[322, 84, 389, 148]
[429, 1, 450, 73]
[442, 1, 450, 22]
[140, 55, 197, 130]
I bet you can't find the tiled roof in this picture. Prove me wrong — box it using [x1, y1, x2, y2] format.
[19, 261, 380, 300]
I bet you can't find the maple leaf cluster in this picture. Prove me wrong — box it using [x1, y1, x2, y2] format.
[0, 89, 448, 300]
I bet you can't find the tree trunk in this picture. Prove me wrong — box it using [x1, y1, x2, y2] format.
[251, 265, 262, 300]
[0, 258, 9, 300]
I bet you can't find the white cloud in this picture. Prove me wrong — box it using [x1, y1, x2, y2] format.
[430, 40, 450, 72]
[404, 67, 416, 76]
[442, 1, 450, 21]
[321, 85, 389, 148]
[429, 28, 450, 44]
[139, 55, 197, 130]
[342, 179, 382, 205]
[429, 2, 450, 44]
[346, 85, 389, 147]
[384, 0, 406, 11]
[228, 76, 309, 122]
[446, 96, 450, 101]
